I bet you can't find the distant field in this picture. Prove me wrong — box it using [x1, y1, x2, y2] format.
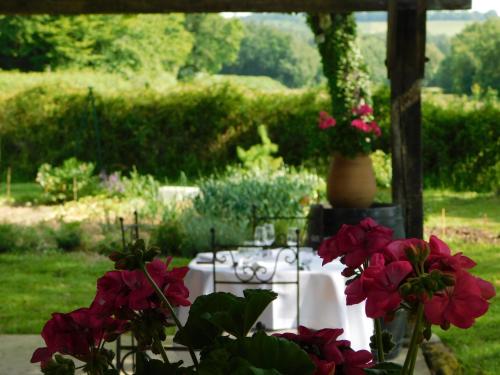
[359, 20, 477, 35]
[0, 71, 287, 98]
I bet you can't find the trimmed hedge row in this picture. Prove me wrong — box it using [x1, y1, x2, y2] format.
[0, 82, 498, 191]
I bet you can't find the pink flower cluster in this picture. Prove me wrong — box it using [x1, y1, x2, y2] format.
[31, 257, 190, 368]
[350, 104, 381, 137]
[31, 308, 127, 367]
[319, 219, 496, 329]
[317, 105, 381, 137]
[92, 258, 190, 315]
[275, 326, 373, 375]
[318, 218, 393, 277]
[319, 111, 337, 130]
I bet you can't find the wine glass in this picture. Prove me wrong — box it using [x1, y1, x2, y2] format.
[254, 226, 266, 246]
[264, 223, 275, 246]
[287, 227, 299, 247]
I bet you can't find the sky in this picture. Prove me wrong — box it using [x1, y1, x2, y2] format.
[472, 0, 500, 13]
[222, 1, 500, 18]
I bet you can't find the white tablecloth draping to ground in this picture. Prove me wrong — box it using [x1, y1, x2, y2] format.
[177, 249, 373, 351]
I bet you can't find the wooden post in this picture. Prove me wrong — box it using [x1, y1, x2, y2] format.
[6, 166, 11, 199]
[73, 176, 78, 201]
[387, 0, 426, 239]
[441, 208, 446, 238]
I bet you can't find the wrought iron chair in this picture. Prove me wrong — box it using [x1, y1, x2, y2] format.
[209, 213, 304, 330]
[115, 212, 139, 374]
[114, 212, 192, 373]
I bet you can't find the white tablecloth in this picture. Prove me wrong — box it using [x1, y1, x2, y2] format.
[177, 249, 373, 351]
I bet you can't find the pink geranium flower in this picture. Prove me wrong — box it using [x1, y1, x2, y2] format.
[424, 270, 495, 329]
[318, 111, 337, 130]
[369, 121, 381, 137]
[275, 326, 372, 375]
[383, 238, 428, 263]
[352, 104, 373, 116]
[346, 254, 413, 319]
[318, 218, 393, 273]
[91, 258, 190, 315]
[31, 308, 126, 368]
[351, 119, 372, 133]
[426, 235, 476, 272]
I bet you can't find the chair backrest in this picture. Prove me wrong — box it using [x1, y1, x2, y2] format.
[115, 211, 192, 373]
[210, 220, 302, 329]
[115, 212, 140, 374]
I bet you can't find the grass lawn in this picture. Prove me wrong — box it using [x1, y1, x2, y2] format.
[0, 182, 43, 203]
[0, 252, 190, 334]
[0, 189, 497, 373]
[423, 190, 499, 375]
[436, 242, 500, 375]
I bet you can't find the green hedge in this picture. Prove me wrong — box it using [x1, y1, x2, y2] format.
[0, 81, 498, 191]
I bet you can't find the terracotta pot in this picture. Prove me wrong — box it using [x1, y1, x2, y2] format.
[327, 153, 377, 208]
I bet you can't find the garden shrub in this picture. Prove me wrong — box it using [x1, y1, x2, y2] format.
[422, 96, 500, 192]
[0, 224, 18, 253]
[371, 150, 392, 189]
[54, 222, 83, 251]
[0, 81, 497, 191]
[150, 165, 325, 257]
[36, 158, 99, 203]
[0, 223, 57, 253]
[92, 230, 124, 256]
[178, 210, 249, 256]
[194, 166, 324, 222]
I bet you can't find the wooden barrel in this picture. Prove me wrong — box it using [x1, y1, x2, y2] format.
[307, 203, 405, 248]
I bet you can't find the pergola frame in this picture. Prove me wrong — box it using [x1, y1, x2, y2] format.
[0, 0, 472, 238]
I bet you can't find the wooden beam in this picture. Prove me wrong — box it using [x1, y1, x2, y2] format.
[388, 0, 426, 239]
[0, 0, 471, 15]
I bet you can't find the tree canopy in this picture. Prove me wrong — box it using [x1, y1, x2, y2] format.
[435, 18, 500, 95]
[0, 14, 242, 76]
[222, 23, 322, 88]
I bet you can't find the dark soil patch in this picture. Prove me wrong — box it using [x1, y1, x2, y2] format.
[427, 226, 499, 244]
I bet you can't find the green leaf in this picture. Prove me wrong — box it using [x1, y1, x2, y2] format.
[135, 352, 185, 375]
[364, 361, 404, 374]
[234, 332, 315, 375]
[174, 289, 277, 348]
[196, 332, 314, 375]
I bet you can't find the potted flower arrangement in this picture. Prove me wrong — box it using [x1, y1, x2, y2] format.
[318, 104, 382, 208]
[31, 221, 494, 375]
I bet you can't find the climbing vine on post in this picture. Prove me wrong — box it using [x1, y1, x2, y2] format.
[307, 13, 371, 124]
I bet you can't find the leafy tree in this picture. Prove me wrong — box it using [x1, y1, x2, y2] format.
[85, 15, 193, 74]
[358, 33, 387, 85]
[0, 15, 193, 74]
[425, 42, 445, 84]
[435, 18, 500, 95]
[0, 16, 91, 71]
[222, 24, 321, 88]
[179, 14, 243, 78]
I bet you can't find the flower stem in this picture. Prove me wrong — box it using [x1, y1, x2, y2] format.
[374, 318, 385, 363]
[154, 335, 170, 364]
[140, 264, 199, 369]
[402, 303, 424, 375]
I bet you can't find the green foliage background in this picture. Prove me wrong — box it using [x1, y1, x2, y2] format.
[0, 78, 497, 192]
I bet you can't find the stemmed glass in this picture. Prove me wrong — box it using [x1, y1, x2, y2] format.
[254, 226, 267, 246]
[264, 223, 275, 246]
[287, 227, 299, 247]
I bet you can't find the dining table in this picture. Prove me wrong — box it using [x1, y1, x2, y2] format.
[177, 247, 373, 351]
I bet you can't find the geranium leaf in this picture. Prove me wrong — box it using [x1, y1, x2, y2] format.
[233, 332, 315, 375]
[135, 352, 185, 375]
[364, 361, 404, 374]
[196, 333, 313, 375]
[174, 290, 277, 348]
